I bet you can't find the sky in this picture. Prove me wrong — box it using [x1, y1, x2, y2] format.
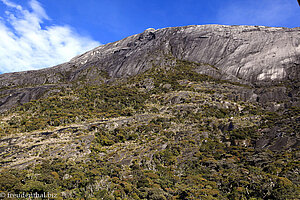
[0, 0, 299, 74]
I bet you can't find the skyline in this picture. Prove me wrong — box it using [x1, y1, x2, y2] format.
[0, 0, 299, 74]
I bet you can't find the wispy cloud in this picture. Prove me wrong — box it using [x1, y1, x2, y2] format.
[217, 0, 298, 27]
[0, 0, 100, 73]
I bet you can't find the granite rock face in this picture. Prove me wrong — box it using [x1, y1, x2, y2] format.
[0, 25, 299, 111]
[1, 25, 300, 85]
[67, 25, 300, 84]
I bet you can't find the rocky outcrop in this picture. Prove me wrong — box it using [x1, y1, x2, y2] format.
[0, 85, 54, 112]
[1, 25, 300, 85]
[67, 25, 300, 84]
[0, 25, 299, 112]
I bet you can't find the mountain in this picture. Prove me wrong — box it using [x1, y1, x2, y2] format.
[1, 25, 299, 112]
[0, 25, 299, 199]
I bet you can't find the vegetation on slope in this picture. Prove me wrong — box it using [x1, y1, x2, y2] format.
[0, 60, 299, 199]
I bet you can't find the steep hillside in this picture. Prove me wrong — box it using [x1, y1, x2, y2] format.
[0, 25, 299, 112]
[0, 25, 299, 199]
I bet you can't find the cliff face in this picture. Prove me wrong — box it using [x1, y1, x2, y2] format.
[1, 25, 300, 85]
[0, 25, 299, 199]
[0, 25, 299, 112]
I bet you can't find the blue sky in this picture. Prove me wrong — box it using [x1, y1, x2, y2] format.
[0, 0, 299, 73]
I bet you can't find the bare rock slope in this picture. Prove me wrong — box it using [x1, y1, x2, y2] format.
[0, 25, 299, 111]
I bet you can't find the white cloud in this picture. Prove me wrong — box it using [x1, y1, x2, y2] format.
[217, 0, 297, 27]
[1, 0, 22, 10]
[0, 0, 100, 73]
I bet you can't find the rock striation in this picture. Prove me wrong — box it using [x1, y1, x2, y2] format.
[0, 25, 299, 111]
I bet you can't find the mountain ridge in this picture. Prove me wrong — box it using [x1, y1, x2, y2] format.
[0, 24, 299, 113]
[1, 25, 300, 83]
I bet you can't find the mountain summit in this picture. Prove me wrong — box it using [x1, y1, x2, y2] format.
[0, 25, 299, 112]
[1, 25, 300, 85]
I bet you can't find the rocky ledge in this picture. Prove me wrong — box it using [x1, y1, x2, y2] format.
[0, 25, 299, 112]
